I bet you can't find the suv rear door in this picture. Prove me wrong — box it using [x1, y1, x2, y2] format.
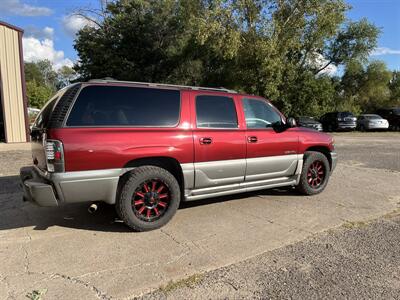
[241, 97, 299, 182]
[191, 92, 246, 189]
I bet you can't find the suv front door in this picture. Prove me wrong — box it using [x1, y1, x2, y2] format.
[241, 97, 299, 182]
[192, 93, 246, 189]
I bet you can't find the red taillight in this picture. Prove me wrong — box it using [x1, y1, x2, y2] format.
[54, 150, 62, 160]
[45, 140, 64, 172]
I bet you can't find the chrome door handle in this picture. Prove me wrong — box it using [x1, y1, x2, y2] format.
[247, 136, 258, 143]
[199, 137, 212, 145]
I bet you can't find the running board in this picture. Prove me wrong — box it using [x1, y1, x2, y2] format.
[184, 176, 298, 201]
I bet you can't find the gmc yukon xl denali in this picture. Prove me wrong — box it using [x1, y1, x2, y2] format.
[21, 80, 337, 231]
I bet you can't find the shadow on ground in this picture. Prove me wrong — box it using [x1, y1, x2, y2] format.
[0, 175, 299, 233]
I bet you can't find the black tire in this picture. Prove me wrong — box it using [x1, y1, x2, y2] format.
[297, 151, 330, 195]
[116, 166, 181, 231]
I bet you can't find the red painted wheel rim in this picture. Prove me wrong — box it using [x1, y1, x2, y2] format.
[307, 160, 326, 189]
[132, 179, 170, 222]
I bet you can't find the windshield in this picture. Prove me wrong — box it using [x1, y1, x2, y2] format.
[298, 116, 315, 122]
[394, 108, 400, 115]
[338, 112, 354, 118]
[364, 114, 381, 120]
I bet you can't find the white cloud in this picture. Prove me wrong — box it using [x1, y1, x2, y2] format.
[371, 47, 400, 56]
[22, 37, 73, 70]
[62, 15, 97, 37]
[25, 26, 54, 40]
[312, 53, 338, 76]
[319, 63, 337, 76]
[0, 0, 52, 16]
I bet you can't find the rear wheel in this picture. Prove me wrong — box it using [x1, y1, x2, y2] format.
[116, 166, 180, 231]
[297, 151, 330, 195]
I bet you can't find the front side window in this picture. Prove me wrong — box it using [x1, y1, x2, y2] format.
[196, 95, 238, 128]
[242, 98, 282, 129]
[67, 85, 180, 127]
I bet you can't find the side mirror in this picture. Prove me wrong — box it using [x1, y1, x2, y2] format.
[287, 117, 297, 128]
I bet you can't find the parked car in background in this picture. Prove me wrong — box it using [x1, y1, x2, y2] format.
[296, 116, 323, 131]
[20, 79, 337, 231]
[357, 114, 389, 131]
[320, 112, 357, 131]
[376, 108, 400, 131]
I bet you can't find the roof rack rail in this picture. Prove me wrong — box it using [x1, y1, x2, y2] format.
[87, 78, 237, 94]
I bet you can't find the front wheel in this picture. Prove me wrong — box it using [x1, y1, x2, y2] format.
[297, 151, 330, 195]
[116, 166, 181, 231]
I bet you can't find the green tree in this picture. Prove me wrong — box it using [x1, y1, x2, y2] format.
[57, 66, 77, 89]
[74, 0, 198, 82]
[358, 61, 392, 111]
[389, 71, 400, 106]
[25, 62, 45, 85]
[24, 60, 77, 108]
[26, 79, 54, 108]
[36, 60, 58, 89]
[73, 0, 380, 116]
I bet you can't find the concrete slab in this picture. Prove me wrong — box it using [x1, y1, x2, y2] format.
[1, 134, 400, 299]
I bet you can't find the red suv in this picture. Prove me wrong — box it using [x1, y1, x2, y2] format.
[21, 80, 337, 231]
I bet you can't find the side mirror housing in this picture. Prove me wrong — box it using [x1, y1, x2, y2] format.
[287, 117, 297, 128]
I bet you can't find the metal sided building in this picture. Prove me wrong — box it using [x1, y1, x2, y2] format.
[0, 21, 29, 143]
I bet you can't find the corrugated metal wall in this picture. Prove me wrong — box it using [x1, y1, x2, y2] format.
[0, 24, 27, 143]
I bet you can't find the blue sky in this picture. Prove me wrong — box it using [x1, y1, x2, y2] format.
[0, 0, 399, 71]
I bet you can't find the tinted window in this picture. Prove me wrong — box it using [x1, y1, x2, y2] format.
[33, 96, 58, 129]
[298, 116, 314, 122]
[67, 86, 180, 127]
[196, 95, 238, 128]
[338, 112, 354, 118]
[242, 98, 282, 128]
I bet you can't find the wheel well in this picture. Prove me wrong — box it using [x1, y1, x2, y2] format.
[117, 157, 185, 202]
[304, 146, 332, 169]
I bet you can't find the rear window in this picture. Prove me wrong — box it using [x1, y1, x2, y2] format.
[33, 96, 58, 129]
[196, 95, 238, 128]
[66, 85, 180, 127]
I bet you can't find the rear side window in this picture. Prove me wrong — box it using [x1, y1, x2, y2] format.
[66, 86, 180, 127]
[33, 96, 58, 129]
[196, 95, 238, 128]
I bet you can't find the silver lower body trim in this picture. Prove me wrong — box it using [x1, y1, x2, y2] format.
[23, 152, 332, 206]
[182, 154, 302, 201]
[185, 176, 297, 201]
[51, 168, 132, 204]
[21, 167, 132, 206]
